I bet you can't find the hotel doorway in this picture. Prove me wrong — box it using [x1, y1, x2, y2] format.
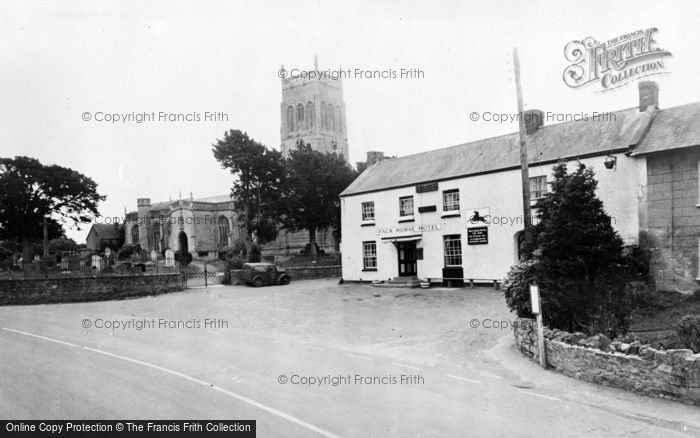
[397, 241, 417, 277]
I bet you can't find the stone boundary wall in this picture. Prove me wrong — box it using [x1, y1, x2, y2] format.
[0, 273, 183, 306]
[230, 265, 341, 285]
[513, 317, 700, 406]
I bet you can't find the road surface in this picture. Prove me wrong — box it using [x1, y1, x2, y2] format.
[1, 279, 698, 437]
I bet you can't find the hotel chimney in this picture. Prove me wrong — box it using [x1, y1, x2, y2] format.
[523, 109, 544, 134]
[366, 151, 385, 166]
[638, 81, 659, 112]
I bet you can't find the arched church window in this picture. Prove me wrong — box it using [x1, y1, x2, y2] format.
[296, 104, 304, 131]
[306, 101, 314, 130]
[336, 106, 342, 134]
[320, 102, 327, 130]
[218, 216, 230, 246]
[153, 223, 161, 252]
[131, 225, 139, 245]
[329, 105, 335, 132]
[286, 106, 294, 133]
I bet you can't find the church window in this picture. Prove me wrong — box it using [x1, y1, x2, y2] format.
[321, 102, 327, 130]
[131, 225, 139, 244]
[286, 106, 294, 133]
[306, 101, 314, 130]
[296, 104, 304, 131]
[153, 223, 161, 252]
[329, 105, 335, 131]
[218, 216, 230, 246]
[336, 106, 342, 134]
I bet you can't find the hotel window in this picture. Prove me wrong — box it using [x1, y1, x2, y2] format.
[443, 189, 460, 212]
[443, 235, 462, 267]
[529, 176, 547, 200]
[363, 241, 377, 270]
[362, 201, 375, 221]
[399, 196, 414, 217]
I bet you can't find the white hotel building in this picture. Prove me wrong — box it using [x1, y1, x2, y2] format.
[339, 81, 700, 291]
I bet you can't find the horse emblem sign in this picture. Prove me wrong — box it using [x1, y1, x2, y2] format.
[467, 208, 490, 226]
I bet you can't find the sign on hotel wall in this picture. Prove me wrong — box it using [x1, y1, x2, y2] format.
[467, 226, 488, 245]
[377, 223, 441, 237]
[466, 208, 490, 226]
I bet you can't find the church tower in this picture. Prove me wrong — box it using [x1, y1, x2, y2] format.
[280, 56, 349, 159]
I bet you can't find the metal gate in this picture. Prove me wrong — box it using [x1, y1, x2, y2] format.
[181, 268, 224, 288]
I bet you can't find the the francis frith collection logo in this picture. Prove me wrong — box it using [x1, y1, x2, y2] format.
[563, 28, 672, 92]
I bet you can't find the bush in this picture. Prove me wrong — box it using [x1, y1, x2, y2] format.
[676, 314, 700, 352]
[117, 244, 141, 261]
[503, 260, 537, 318]
[174, 250, 193, 266]
[505, 162, 637, 338]
[248, 244, 261, 263]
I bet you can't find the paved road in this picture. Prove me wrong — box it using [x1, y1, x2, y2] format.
[1, 280, 698, 437]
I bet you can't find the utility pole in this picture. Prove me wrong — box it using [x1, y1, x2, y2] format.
[513, 47, 532, 230]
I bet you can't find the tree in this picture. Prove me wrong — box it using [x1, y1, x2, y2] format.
[0, 156, 105, 260]
[212, 130, 286, 260]
[48, 237, 80, 254]
[280, 140, 358, 259]
[505, 161, 635, 337]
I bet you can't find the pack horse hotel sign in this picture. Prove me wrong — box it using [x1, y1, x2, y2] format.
[563, 28, 672, 92]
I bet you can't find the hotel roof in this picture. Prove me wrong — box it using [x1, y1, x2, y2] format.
[341, 101, 700, 197]
[631, 101, 700, 155]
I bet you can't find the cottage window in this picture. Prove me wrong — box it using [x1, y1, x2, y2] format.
[363, 241, 377, 270]
[443, 189, 460, 212]
[444, 235, 462, 267]
[399, 196, 414, 217]
[362, 201, 375, 221]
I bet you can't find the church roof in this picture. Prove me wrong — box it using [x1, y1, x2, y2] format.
[147, 194, 233, 211]
[341, 105, 654, 197]
[89, 224, 122, 240]
[194, 194, 233, 203]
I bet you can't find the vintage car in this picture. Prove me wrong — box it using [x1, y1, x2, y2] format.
[241, 262, 291, 287]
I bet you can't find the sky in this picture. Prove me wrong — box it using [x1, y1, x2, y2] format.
[2, 0, 698, 243]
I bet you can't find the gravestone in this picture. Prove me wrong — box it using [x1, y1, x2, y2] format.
[91, 254, 104, 270]
[165, 249, 175, 267]
[65, 255, 81, 271]
[151, 250, 158, 262]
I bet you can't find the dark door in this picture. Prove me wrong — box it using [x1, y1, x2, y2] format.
[397, 241, 417, 277]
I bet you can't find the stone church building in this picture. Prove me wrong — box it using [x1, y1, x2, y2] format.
[121, 58, 346, 260]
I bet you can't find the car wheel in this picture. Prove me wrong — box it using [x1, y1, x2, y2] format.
[253, 277, 263, 287]
[280, 276, 290, 285]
